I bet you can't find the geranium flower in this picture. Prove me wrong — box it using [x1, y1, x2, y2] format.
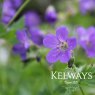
[43, 26, 77, 63]
[12, 44, 27, 61]
[2, 0, 22, 24]
[79, 0, 95, 14]
[2, 0, 16, 24]
[77, 26, 95, 57]
[12, 29, 30, 60]
[24, 11, 41, 28]
[45, 5, 57, 24]
[16, 30, 30, 49]
[11, 0, 22, 9]
[29, 28, 44, 46]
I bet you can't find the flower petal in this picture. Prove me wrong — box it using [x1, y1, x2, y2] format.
[46, 49, 60, 63]
[12, 44, 26, 54]
[77, 27, 89, 46]
[24, 42, 30, 49]
[12, 0, 22, 8]
[77, 27, 86, 37]
[16, 30, 30, 48]
[30, 28, 44, 46]
[79, 40, 87, 49]
[67, 38, 77, 50]
[43, 34, 58, 48]
[85, 41, 95, 58]
[12, 44, 27, 61]
[24, 11, 40, 27]
[90, 34, 95, 46]
[20, 52, 27, 61]
[16, 30, 28, 43]
[45, 5, 57, 23]
[56, 26, 68, 41]
[86, 48, 95, 58]
[87, 26, 95, 35]
[60, 51, 71, 63]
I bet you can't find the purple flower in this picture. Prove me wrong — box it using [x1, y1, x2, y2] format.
[29, 28, 44, 46]
[16, 30, 30, 49]
[2, 0, 22, 24]
[11, 0, 22, 9]
[12, 44, 27, 61]
[79, 0, 95, 14]
[2, 0, 16, 24]
[12, 29, 30, 61]
[45, 5, 57, 24]
[43, 26, 77, 63]
[77, 26, 95, 57]
[24, 11, 41, 28]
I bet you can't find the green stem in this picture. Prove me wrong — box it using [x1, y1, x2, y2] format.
[79, 85, 85, 95]
[7, 0, 30, 27]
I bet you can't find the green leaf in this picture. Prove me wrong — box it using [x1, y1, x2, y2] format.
[10, 17, 24, 30]
[0, 17, 24, 44]
[0, 23, 7, 37]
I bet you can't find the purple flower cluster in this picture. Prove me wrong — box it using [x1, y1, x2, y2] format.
[12, 30, 29, 60]
[77, 26, 95, 58]
[2, 0, 22, 24]
[79, 0, 95, 14]
[12, 11, 44, 61]
[2, 1, 95, 64]
[43, 26, 95, 64]
[24, 11, 44, 47]
[13, 28, 44, 61]
[45, 5, 57, 24]
[43, 26, 77, 63]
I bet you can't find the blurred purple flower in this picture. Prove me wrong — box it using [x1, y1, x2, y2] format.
[2, 0, 16, 24]
[43, 26, 77, 63]
[24, 11, 41, 28]
[77, 26, 95, 57]
[45, 5, 57, 24]
[2, 0, 22, 24]
[12, 44, 27, 61]
[12, 0, 22, 9]
[16, 30, 30, 49]
[79, 0, 95, 14]
[29, 28, 44, 46]
[13, 29, 30, 61]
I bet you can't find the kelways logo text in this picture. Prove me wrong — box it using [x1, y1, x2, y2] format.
[51, 71, 92, 80]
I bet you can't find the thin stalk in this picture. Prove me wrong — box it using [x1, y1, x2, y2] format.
[7, 0, 30, 27]
[79, 85, 85, 95]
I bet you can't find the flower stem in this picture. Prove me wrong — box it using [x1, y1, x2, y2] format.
[79, 85, 85, 95]
[7, 0, 30, 27]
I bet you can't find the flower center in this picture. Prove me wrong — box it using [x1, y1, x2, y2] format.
[59, 41, 68, 51]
